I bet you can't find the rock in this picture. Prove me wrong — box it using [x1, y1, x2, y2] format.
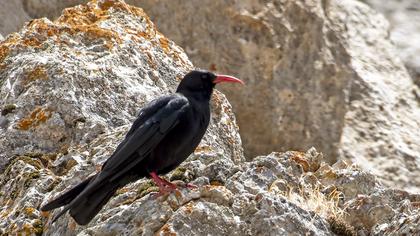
[363, 0, 420, 86]
[53, 149, 340, 236]
[0, 0, 242, 234]
[334, 0, 420, 192]
[0, 0, 419, 235]
[133, 0, 420, 191]
[22, 0, 86, 20]
[373, 209, 420, 235]
[0, 0, 31, 36]
[0, 0, 418, 192]
[0, 0, 88, 36]
[0, 1, 388, 235]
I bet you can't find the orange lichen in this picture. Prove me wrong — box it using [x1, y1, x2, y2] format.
[99, 0, 149, 19]
[0, 24, 48, 64]
[23, 207, 35, 216]
[0, 45, 9, 63]
[159, 37, 170, 53]
[25, 66, 48, 84]
[2, 0, 186, 70]
[22, 37, 42, 47]
[55, 2, 122, 48]
[57, 4, 107, 26]
[99, 0, 117, 10]
[40, 211, 50, 217]
[156, 224, 177, 236]
[29, 19, 60, 37]
[194, 145, 213, 154]
[74, 24, 121, 45]
[53, 0, 154, 49]
[145, 51, 157, 69]
[68, 220, 77, 231]
[210, 180, 223, 186]
[17, 107, 52, 130]
[183, 202, 194, 214]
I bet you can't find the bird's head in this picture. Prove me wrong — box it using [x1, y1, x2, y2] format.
[176, 70, 243, 101]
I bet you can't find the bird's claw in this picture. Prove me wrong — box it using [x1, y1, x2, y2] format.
[149, 172, 198, 200]
[161, 179, 178, 191]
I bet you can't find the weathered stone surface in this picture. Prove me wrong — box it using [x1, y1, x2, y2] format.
[373, 209, 420, 235]
[0, 0, 31, 37]
[134, 0, 351, 161]
[22, 0, 86, 20]
[364, 0, 420, 86]
[0, 0, 418, 192]
[0, 0, 243, 234]
[45, 146, 336, 236]
[132, 0, 420, 192]
[331, 1, 420, 192]
[1, 0, 420, 235]
[0, 0, 87, 36]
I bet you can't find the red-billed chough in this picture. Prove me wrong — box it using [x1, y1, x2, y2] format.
[40, 70, 243, 225]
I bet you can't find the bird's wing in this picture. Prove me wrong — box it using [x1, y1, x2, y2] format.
[84, 95, 189, 193]
[108, 96, 174, 156]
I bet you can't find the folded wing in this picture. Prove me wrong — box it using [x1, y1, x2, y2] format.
[81, 94, 189, 195]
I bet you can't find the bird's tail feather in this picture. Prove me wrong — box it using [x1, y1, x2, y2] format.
[41, 175, 96, 211]
[69, 181, 120, 225]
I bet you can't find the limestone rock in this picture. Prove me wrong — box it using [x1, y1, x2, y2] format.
[22, 0, 86, 20]
[1, 1, 420, 235]
[373, 209, 420, 235]
[0, 0, 87, 36]
[0, 0, 31, 36]
[0, 0, 242, 234]
[0, 0, 418, 193]
[134, 0, 420, 191]
[48, 149, 339, 236]
[364, 0, 420, 86]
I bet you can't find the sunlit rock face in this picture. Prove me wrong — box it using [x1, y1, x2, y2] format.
[0, 0, 243, 234]
[363, 0, 420, 86]
[1, 0, 419, 193]
[0, 1, 419, 235]
[134, 0, 420, 192]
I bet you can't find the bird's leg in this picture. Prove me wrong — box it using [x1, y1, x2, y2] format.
[149, 172, 170, 195]
[149, 172, 177, 193]
[158, 177, 178, 191]
[161, 177, 197, 190]
[151, 172, 196, 190]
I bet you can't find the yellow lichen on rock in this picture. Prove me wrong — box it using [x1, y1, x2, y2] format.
[16, 107, 52, 130]
[0, 44, 10, 63]
[25, 66, 48, 84]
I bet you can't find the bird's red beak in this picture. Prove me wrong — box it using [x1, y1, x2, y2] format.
[213, 75, 244, 85]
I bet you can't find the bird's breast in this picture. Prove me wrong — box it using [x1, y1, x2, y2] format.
[148, 107, 209, 174]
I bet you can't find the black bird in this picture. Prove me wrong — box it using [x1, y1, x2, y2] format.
[40, 70, 243, 225]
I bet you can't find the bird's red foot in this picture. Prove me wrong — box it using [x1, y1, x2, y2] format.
[159, 176, 178, 191]
[150, 172, 177, 198]
[149, 172, 197, 198]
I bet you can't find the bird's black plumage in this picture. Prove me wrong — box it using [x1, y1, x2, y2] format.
[40, 70, 243, 225]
